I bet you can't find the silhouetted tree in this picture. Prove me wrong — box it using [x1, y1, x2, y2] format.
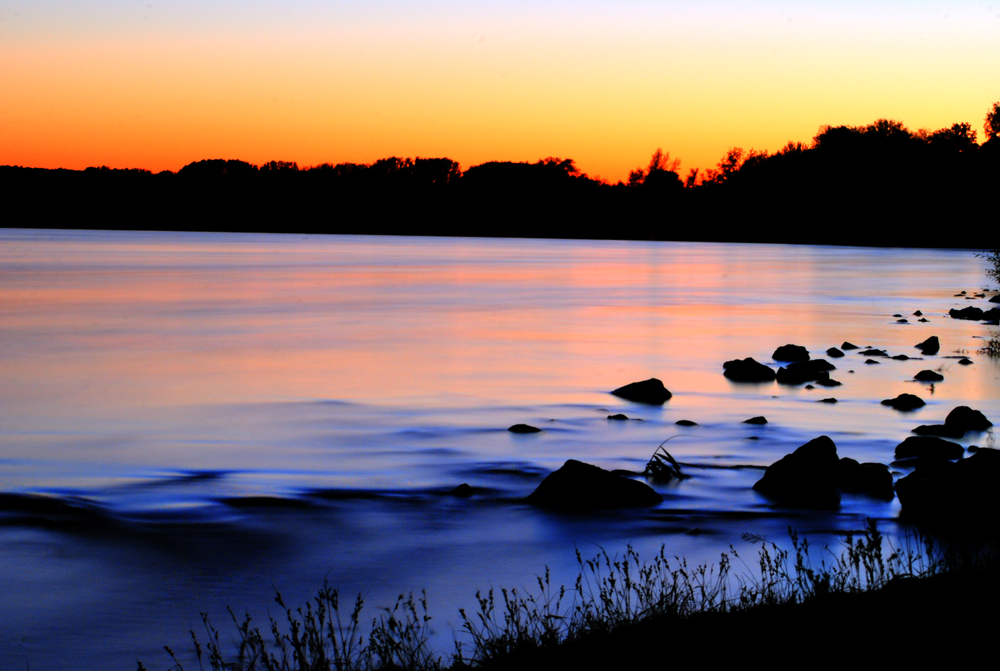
[984, 101, 1000, 141]
[927, 123, 978, 153]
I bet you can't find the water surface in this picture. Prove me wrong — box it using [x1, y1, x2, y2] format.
[0, 230, 996, 669]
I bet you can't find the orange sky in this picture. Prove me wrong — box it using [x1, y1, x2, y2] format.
[2, 2, 999, 182]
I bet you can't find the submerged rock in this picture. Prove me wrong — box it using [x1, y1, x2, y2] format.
[836, 458, 894, 499]
[841, 341, 860, 350]
[958, 358, 973, 365]
[611, 378, 672, 405]
[859, 348, 888, 357]
[914, 370, 944, 382]
[743, 416, 768, 425]
[818, 398, 838, 403]
[826, 347, 845, 358]
[912, 406, 993, 439]
[881, 393, 925, 411]
[723, 358, 777, 383]
[753, 436, 840, 508]
[607, 413, 629, 421]
[675, 419, 698, 427]
[509, 424, 542, 434]
[773, 344, 810, 362]
[894, 436, 964, 461]
[915, 336, 940, 355]
[526, 459, 663, 510]
[776, 359, 836, 385]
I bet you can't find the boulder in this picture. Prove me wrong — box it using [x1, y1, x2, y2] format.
[991, 294, 1000, 304]
[525, 459, 663, 510]
[912, 408, 991, 439]
[773, 344, 810, 362]
[826, 347, 844, 358]
[836, 458, 894, 499]
[891, 355, 911, 361]
[776, 359, 837, 385]
[675, 419, 698, 426]
[983, 307, 1000, 321]
[752, 436, 841, 508]
[723, 358, 777, 383]
[915, 336, 939, 355]
[894, 436, 964, 460]
[881, 393, 925, 411]
[743, 416, 768, 425]
[607, 413, 629, 421]
[895, 449, 1000, 522]
[509, 424, 542, 434]
[841, 342, 860, 350]
[913, 310, 923, 316]
[611, 378, 672, 405]
[950, 306, 984, 320]
[814, 376, 842, 387]
[914, 370, 944, 382]
[865, 359, 880, 365]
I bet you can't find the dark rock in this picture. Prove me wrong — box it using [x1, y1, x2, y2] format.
[743, 416, 768, 425]
[818, 398, 838, 403]
[865, 359, 879, 365]
[914, 370, 944, 382]
[752, 436, 841, 508]
[918, 318, 929, 322]
[723, 358, 777, 383]
[915, 336, 940, 355]
[773, 344, 810, 362]
[893, 314, 903, 318]
[950, 306, 985, 320]
[836, 458, 894, 499]
[944, 406, 993, 432]
[815, 376, 842, 387]
[881, 393, 925, 411]
[913, 310, 923, 316]
[776, 359, 836, 385]
[891, 355, 911, 361]
[983, 307, 1000, 321]
[895, 449, 1000, 521]
[611, 378, 672, 405]
[958, 358, 973, 365]
[675, 419, 698, 426]
[804, 384, 815, 390]
[896, 319, 909, 324]
[449, 483, 476, 498]
[911, 424, 965, 439]
[509, 424, 542, 434]
[826, 347, 844, 358]
[894, 436, 964, 460]
[841, 342, 860, 350]
[525, 459, 663, 510]
[859, 348, 888, 357]
[607, 413, 629, 421]
[991, 294, 1000, 304]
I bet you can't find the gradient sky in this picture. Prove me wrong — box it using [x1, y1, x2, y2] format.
[2, 1, 998, 181]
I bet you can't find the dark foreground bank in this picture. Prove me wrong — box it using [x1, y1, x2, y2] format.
[150, 524, 1000, 670]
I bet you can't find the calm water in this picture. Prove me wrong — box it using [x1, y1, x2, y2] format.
[0, 229, 997, 669]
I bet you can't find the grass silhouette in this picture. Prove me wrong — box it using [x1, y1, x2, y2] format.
[147, 520, 995, 670]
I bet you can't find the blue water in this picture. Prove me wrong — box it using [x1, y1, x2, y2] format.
[0, 229, 996, 669]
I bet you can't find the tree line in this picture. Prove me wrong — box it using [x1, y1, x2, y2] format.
[3, 102, 999, 247]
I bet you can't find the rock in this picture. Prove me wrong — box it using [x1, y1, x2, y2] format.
[991, 294, 1000, 303]
[776, 359, 836, 385]
[752, 436, 840, 508]
[815, 376, 842, 387]
[881, 393, 925, 411]
[914, 370, 944, 382]
[449, 483, 476, 497]
[675, 419, 698, 426]
[891, 355, 911, 361]
[743, 416, 768, 425]
[723, 358, 777, 383]
[818, 398, 838, 403]
[958, 358, 973, 365]
[895, 449, 1000, 522]
[950, 306, 985, 320]
[611, 378, 672, 405]
[859, 348, 888, 357]
[773, 344, 810, 362]
[918, 318, 929, 322]
[944, 406, 993, 432]
[836, 458, 894, 499]
[525, 459, 663, 510]
[826, 347, 844, 358]
[607, 413, 629, 421]
[983, 307, 1000, 321]
[913, 310, 923, 316]
[865, 359, 880, 365]
[841, 342, 860, 350]
[509, 424, 542, 434]
[894, 436, 964, 460]
[896, 319, 909, 323]
[915, 336, 939, 355]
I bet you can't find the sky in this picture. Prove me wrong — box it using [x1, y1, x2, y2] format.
[2, 1, 999, 181]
